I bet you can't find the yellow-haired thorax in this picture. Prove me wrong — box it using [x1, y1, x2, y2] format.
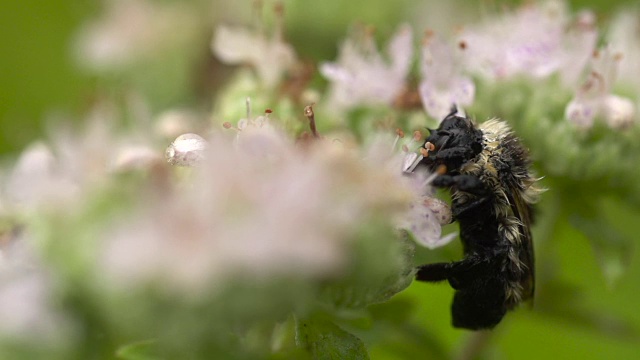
[456, 118, 543, 307]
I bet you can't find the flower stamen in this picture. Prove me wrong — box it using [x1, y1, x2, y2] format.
[304, 104, 320, 138]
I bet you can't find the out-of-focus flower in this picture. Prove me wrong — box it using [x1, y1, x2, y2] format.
[398, 169, 455, 249]
[102, 129, 418, 294]
[3, 106, 160, 214]
[458, 1, 596, 82]
[608, 10, 640, 92]
[419, 32, 474, 120]
[386, 129, 455, 248]
[559, 10, 599, 86]
[0, 272, 67, 342]
[565, 48, 636, 129]
[75, 0, 199, 70]
[0, 230, 70, 344]
[212, 13, 297, 89]
[154, 109, 202, 140]
[222, 100, 291, 158]
[320, 24, 413, 111]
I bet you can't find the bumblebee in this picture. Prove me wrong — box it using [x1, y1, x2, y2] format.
[414, 108, 543, 330]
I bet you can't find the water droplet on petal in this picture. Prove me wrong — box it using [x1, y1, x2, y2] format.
[165, 133, 207, 166]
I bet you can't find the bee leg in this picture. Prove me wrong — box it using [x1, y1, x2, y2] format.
[415, 262, 452, 282]
[433, 174, 486, 194]
[446, 256, 491, 289]
[415, 256, 489, 285]
[434, 147, 477, 165]
[452, 196, 490, 219]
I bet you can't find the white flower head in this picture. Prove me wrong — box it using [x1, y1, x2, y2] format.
[75, 0, 199, 70]
[458, 1, 596, 82]
[212, 5, 297, 89]
[102, 130, 418, 294]
[565, 47, 636, 129]
[320, 24, 413, 111]
[3, 104, 160, 214]
[419, 32, 475, 120]
[398, 168, 455, 249]
[382, 130, 455, 248]
[0, 231, 71, 344]
[608, 10, 640, 91]
[222, 98, 293, 159]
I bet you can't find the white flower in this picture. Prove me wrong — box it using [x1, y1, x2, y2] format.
[458, 1, 596, 82]
[3, 105, 160, 214]
[0, 272, 68, 342]
[559, 10, 599, 86]
[380, 131, 455, 248]
[565, 47, 636, 129]
[419, 33, 475, 120]
[608, 10, 640, 91]
[397, 169, 455, 249]
[212, 22, 297, 89]
[0, 231, 70, 343]
[102, 131, 417, 294]
[75, 0, 199, 69]
[320, 24, 413, 111]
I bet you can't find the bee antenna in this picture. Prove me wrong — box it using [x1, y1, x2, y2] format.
[425, 127, 435, 135]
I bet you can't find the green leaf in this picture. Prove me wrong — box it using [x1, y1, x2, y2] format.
[296, 316, 370, 360]
[116, 340, 160, 360]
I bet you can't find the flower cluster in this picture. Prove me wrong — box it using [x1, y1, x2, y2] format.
[312, 1, 637, 129]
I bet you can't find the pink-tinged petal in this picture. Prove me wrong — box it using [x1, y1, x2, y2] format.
[403, 202, 455, 249]
[609, 11, 640, 89]
[419, 34, 475, 121]
[452, 77, 476, 105]
[212, 25, 261, 65]
[422, 197, 452, 226]
[419, 79, 474, 120]
[320, 24, 413, 110]
[565, 98, 598, 129]
[603, 95, 636, 129]
[457, 1, 592, 81]
[419, 82, 455, 120]
[212, 25, 297, 88]
[387, 24, 414, 76]
[559, 10, 598, 86]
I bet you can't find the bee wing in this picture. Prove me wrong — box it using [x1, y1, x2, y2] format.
[509, 188, 535, 302]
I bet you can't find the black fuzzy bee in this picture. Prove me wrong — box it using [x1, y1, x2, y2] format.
[414, 108, 543, 330]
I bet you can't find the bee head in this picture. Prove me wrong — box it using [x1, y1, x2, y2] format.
[420, 108, 483, 173]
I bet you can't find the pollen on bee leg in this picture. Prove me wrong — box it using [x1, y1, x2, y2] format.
[436, 164, 447, 175]
[425, 141, 435, 152]
[420, 141, 436, 158]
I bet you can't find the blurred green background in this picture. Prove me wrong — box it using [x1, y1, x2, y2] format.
[2, 0, 640, 359]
